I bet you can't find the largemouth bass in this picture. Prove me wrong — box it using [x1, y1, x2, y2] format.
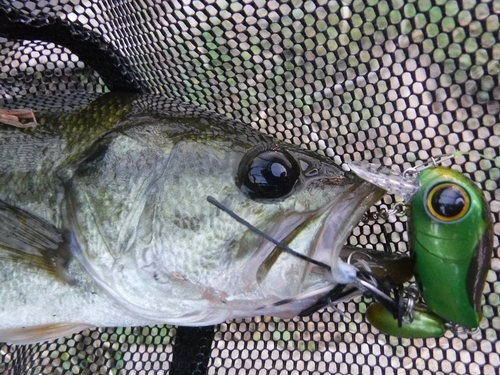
[0, 93, 384, 344]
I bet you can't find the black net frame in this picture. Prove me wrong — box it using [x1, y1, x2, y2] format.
[0, 0, 499, 374]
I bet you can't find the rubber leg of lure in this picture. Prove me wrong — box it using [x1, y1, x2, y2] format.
[366, 302, 446, 338]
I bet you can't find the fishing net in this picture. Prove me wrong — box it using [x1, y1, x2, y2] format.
[0, 0, 499, 374]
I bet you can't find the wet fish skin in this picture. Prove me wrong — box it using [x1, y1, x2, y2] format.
[0, 93, 384, 344]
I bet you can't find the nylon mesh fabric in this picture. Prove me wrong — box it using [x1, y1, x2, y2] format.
[0, 1, 499, 374]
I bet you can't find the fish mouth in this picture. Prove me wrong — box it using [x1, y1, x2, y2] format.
[310, 179, 385, 283]
[253, 178, 385, 293]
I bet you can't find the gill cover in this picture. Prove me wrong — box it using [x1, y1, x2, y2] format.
[410, 166, 493, 329]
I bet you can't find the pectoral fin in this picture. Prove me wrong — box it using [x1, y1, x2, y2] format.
[0, 323, 92, 345]
[0, 200, 71, 280]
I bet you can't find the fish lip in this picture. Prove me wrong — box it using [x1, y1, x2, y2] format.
[310, 180, 385, 279]
[252, 179, 384, 285]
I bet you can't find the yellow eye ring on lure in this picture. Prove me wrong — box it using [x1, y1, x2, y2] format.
[426, 183, 470, 222]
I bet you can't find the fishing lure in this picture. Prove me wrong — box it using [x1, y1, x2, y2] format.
[350, 156, 493, 338]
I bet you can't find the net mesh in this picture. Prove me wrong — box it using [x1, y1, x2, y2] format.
[0, 0, 499, 374]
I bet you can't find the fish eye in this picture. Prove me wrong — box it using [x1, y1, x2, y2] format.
[426, 183, 470, 222]
[236, 148, 300, 200]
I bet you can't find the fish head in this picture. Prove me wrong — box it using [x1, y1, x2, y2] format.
[62, 106, 384, 322]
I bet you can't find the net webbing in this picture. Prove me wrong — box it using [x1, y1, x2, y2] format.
[0, 1, 499, 374]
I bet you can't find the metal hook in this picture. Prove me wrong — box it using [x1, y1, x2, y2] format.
[403, 153, 458, 178]
[360, 202, 408, 224]
[327, 298, 350, 320]
[401, 284, 420, 324]
[353, 277, 394, 305]
[346, 250, 373, 267]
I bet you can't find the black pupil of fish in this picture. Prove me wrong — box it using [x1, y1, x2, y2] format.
[431, 186, 466, 218]
[244, 151, 299, 199]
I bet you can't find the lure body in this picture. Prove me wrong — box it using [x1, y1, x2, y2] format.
[409, 166, 492, 328]
[363, 165, 492, 337]
[366, 303, 446, 339]
[348, 161, 492, 336]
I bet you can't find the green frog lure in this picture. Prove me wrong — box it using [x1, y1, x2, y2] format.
[348, 156, 493, 338]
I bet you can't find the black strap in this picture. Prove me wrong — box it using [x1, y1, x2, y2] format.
[0, 2, 140, 93]
[170, 326, 215, 375]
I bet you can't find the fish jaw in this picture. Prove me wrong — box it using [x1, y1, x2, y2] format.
[312, 179, 386, 284]
[252, 178, 386, 286]
[236, 178, 385, 319]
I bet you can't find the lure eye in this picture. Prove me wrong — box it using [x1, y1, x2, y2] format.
[237, 148, 300, 200]
[426, 183, 470, 221]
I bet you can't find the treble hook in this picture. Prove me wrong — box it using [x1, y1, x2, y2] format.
[403, 152, 466, 178]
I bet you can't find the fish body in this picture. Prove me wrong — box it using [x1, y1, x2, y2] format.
[0, 94, 384, 344]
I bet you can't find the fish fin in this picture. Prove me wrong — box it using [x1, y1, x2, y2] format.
[0, 323, 92, 345]
[0, 200, 71, 280]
